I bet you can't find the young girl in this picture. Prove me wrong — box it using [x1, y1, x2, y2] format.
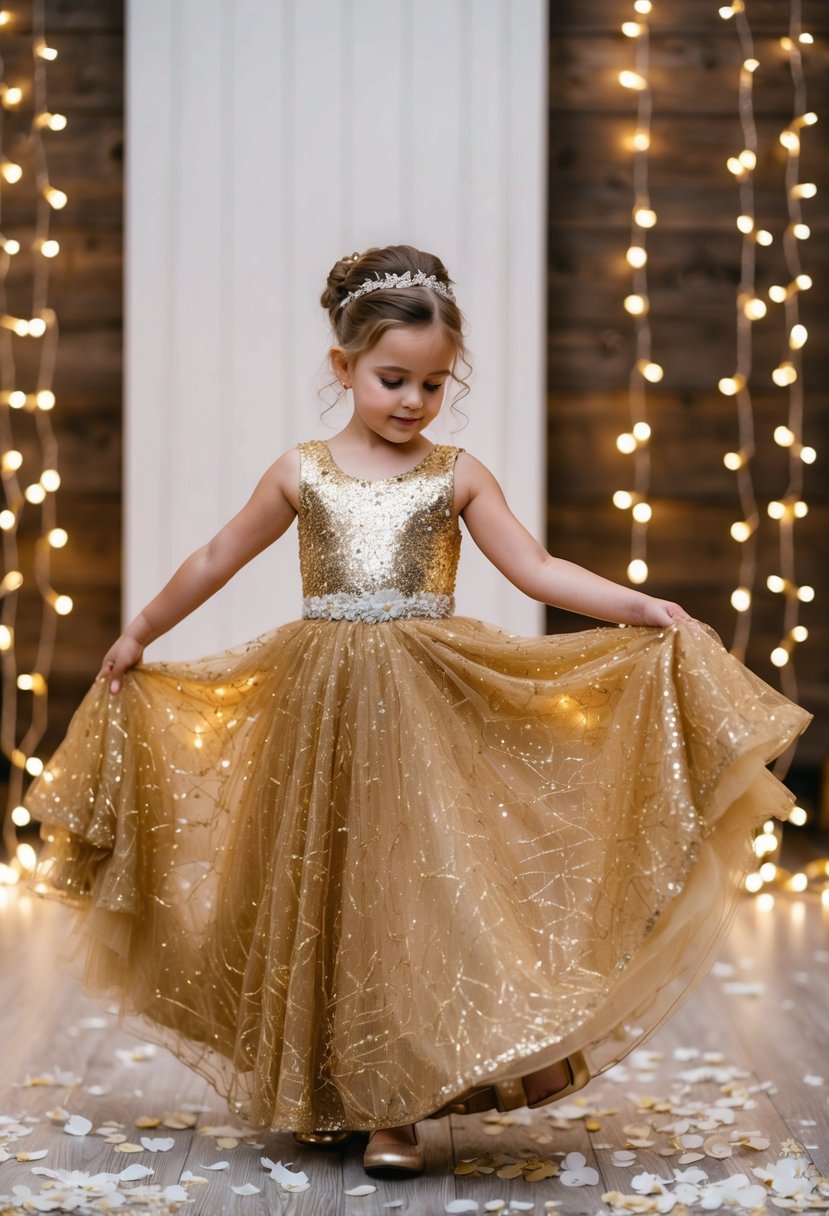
[25, 243, 810, 1180]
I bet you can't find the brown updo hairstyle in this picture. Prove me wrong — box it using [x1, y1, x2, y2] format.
[320, 243, 471, 423]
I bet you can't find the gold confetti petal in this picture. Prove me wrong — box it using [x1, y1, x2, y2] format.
[114, 1141, 144, 1153]
[135, 1115, 161, 1128]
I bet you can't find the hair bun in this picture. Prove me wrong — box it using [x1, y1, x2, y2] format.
[320, 251, 365, 312]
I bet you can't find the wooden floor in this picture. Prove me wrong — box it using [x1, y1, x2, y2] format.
[1, 871, 827, 1215]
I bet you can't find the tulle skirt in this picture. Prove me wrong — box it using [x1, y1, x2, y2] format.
[24, 616, 810, 1132]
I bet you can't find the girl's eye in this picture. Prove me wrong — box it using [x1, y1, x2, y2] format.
[424, 382, 443, 394]
[380, 378, 403, 389]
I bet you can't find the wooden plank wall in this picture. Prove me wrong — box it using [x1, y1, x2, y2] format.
[0, 0, 122, 765]
[547, 0, 829, 780]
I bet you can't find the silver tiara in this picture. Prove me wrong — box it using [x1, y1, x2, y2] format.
[338, 269, 456, 311]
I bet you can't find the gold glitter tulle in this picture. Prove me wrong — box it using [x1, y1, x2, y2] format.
[24, 440, 811, 1133]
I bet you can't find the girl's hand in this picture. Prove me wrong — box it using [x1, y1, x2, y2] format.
[633, 597, 694, 627]
[96, 636, 144, 694]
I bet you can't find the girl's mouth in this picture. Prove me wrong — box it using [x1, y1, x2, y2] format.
[391, 417, 420, 426]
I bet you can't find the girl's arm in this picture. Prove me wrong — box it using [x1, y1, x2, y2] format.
[98, 448, 300, 692]
[457, 453, 692, 627]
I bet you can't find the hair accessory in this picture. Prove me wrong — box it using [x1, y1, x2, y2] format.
[338, 269, 455, 311]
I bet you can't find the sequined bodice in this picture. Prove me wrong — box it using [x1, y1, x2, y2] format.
[297, 439, 463, 620]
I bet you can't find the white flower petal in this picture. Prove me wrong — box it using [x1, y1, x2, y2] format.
[231, 1183, 262, 1195]
[63, 1114, 92, 1136]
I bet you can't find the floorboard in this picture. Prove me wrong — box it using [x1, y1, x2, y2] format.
[1, 876, 827, 1215]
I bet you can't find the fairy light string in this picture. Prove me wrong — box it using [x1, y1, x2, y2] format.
[0, 1, 69, 884]
[614, 0, 661, 587]
[765, 1, 816, 707]
[720, 0, 823, 905]
[718, 1, 765, 663]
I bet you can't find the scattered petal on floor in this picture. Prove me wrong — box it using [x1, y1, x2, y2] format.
[63, 1113, 93, 1137]
[230, 1181, 261, 1196]
[446, 1202, 480, 1213]
[140, 1136, 176, 1151]
[196, 1159, 229, 1170]
[345, 1184, 378, 1195]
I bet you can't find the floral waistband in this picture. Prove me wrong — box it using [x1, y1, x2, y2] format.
[302, 588, 455, 623]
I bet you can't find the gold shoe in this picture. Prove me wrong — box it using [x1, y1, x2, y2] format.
[363, 1123, 424, 1178]
[293, 1129, 352, 1147]
[427, 1051, 590, 1118]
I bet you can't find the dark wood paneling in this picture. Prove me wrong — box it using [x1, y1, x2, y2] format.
[0, 2, 122, 764]
[547, 1, 829, 783]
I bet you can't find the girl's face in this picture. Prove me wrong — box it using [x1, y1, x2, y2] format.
[334, 324, 457, 445]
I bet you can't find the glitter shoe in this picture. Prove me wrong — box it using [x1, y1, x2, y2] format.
[363, 1123, 424, 1178]
[292, 1129, 352, 1147]
[427, 1051, 590, 1118]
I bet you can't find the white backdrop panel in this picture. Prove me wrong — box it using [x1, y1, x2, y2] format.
[126, 0, 547, 659]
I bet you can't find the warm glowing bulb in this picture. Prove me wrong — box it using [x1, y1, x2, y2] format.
[1, 160, 22, 183]
[634, 206, 657, 228]
[9, 390, 27, 408]
[40, 239, 60, 258]
[788, 806, 807, 826]
[789, 872, 808, 892]
[792, 222, 811, 240]
[626, 246, 648, 268]
[730, 521, 752, 543]
[11, 805, 30, 827]
[0, 509, 13, 530]
[613, 490, 633, 510]
[731, 587, 751, 612]
[1, 448, 23, 471]
[799, 445, 816, 464]
[54, 594, 74, 615]
[739, 149, 756, 170]
[759, 861, 778, 882]
[621, 21, 643, 37]
[40, 468, 61, 492]
[779, 129, 800, 152]
[619, 70, 647, 91]
[632, 421, 651, 442]
[0, 624, 12, 649]
[1, 570, 23, 591]
[772, 362, 797, 386]
[743, 58, 759, 72]
[791, 625, 808, 643]
[767, 500, 786, 520]
[36, 41, 59, 60]
[770, 647, 789, 668]
[47, 112, 67, 131]
[723, 451, 744, 471]
[727, 156, 745, 177]
[47, 527, 68, 548]
[719, 4, 735, 17]
[799, 112, 818, 126]
[633, 1, 652, 13]
[3, 238, 20, 255]
[755, 229, 773, 246]
[643, 361, 663, 382]
[24, 483, 46, 504]
[624, 294, 648, 316]
[789, 324, 808, 349]
[791, 182, 817, 199]
[766, 575, 785, 593]
[36, 390, 56, 410]
[43, 186, 68, 209]
[768, 285, 788, 303]
[793, 500, 808, 519]
[718, 375, 744, 396]
[743, 297, 766, 320]
[797, 585, 815, 603]
[774, 426, 795, 447]
[799, 32, 814, 45]
[631, 129, 650, 152]
[2, 85, 22, 105]
[627, 559, 648, 584]
[25, 756, 44, 777]
[745, 872, 763, 893]
[632, 501, 652, 523]
[736, 214, 754, 234]
[616, 432, 637, 454]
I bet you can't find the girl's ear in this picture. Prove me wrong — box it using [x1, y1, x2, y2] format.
[329, 346, 350, 386]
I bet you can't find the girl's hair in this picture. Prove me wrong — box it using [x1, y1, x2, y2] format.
[320, 244, 471, 420]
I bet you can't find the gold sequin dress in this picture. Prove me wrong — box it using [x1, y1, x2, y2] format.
[24, 439, 811, 1132]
